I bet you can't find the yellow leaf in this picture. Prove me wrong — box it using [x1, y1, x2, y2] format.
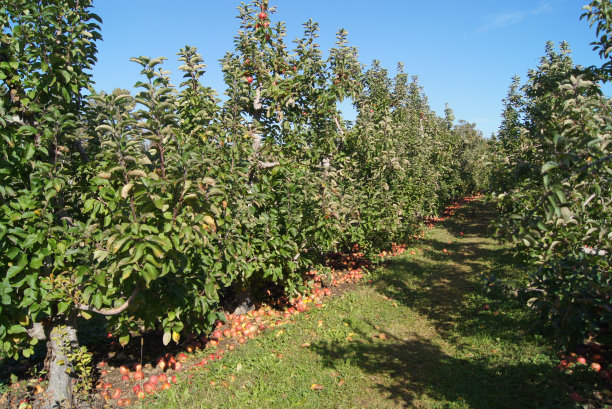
[203, 215, 216, 227]
[310, 383, 324, 390]
[121, 183, 133, 199]
[172, 331, 180, 344]
[127, 169, 147, 178]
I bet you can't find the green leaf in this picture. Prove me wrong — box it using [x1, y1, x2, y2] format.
[29, 257, 43, 269]
[7, 325, 26, 334]
[7, 254, 27, 279]
[119, 334, 130, 347]
[6, 247, 19, 260]
[92, 293, 103, 310]
[541, 161, 558, 173]
[57, 302, 70, 315]
[83, 199, 94, 213]
[142, 262, 159, 283]
[93, 250, 110, 262]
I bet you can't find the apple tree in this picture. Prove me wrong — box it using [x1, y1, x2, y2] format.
[0, 0, 103, 406]
[492, 40, 611, 344]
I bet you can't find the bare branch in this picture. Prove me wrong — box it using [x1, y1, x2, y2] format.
[333, 116, 344, 136]
[77, 285, 140, 316]
[561, 154, 612, 183]
[524, 287, 546, 293]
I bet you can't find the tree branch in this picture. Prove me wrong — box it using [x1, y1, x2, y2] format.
[561, 154, 612, 183]
[77, 284, 140, 316]
[333, 115, 344, 136]
[73, 139, 89, 163]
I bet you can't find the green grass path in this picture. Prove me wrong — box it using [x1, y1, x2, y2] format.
[146, 200, 577, 409]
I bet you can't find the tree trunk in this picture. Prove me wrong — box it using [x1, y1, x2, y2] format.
[43, 318, 79, 409]
[232, 285, 255, 316]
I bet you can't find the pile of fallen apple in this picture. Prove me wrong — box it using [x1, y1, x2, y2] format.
[558, 341, 611, 404]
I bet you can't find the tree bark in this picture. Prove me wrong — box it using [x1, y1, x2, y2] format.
[42, 318, 79, 409]
[232, 285, 255, 316]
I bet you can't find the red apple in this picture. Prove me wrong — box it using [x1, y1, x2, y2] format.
[171, 375, 178, 384]
[569, 392, 583, 402]
[119, 365, 130, 375]
[149, 375, 159, 385]
[258, 12, 267, 19]
[111, 388, 122, 400]
[161, 382, 171, 390]
[577, 357, 587, 365]
[137, 390, 146, 400]
[590, 362, 601, 372]
[133, 371, 144, 381]
[120, 374, 130, 382]
[143, 383, 156, 394]
[157, 358, 167, 370]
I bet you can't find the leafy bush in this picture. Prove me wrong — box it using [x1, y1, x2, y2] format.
[491, 37, 611, 345]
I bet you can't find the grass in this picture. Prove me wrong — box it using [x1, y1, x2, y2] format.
[139, 199, 597, 409]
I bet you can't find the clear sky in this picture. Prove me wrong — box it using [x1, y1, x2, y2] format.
[90, 0, 608, 138]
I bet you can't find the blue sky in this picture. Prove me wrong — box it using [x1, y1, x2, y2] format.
[90, 0, 608, 137]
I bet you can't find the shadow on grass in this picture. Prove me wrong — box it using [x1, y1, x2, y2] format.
[372, 200, 534, 342]
[310, 331, 570, 409]
[309, 199, 575, 408]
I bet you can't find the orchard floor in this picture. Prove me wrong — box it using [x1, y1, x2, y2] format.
[140, 199, 608, 409]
